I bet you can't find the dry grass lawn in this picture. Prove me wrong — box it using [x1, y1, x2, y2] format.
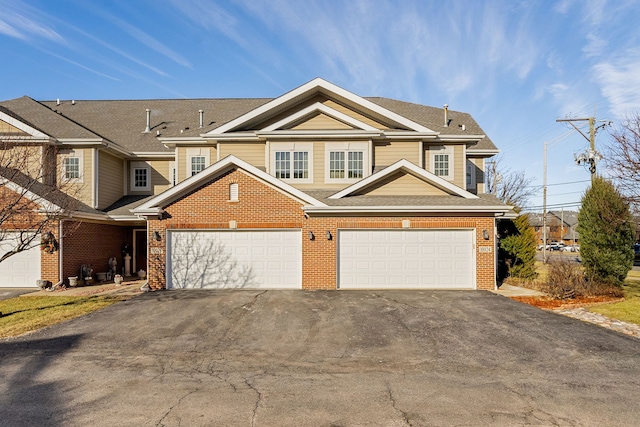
[0, 295, 128, 338]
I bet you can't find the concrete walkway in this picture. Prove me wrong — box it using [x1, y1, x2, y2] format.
[19, 279, 147, 298]
[491, 283, 545, 297]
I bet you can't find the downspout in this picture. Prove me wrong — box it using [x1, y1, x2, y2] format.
[93, 148, 99, 209]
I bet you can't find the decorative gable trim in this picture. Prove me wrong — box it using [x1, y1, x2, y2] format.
[261, 102, 380, 132]
[205, 78, 436, 136]
[132, 155, 327, 216]
[0, 110, 49, 139]
[328, 159, 479, 200]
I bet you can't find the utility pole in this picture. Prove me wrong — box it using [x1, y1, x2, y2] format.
[555, 116, 609, 180]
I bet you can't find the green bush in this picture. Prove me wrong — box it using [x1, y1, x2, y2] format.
[577, 177, 634, 287]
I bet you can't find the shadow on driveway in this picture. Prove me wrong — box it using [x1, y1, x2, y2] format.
[1, 290, 639, 426]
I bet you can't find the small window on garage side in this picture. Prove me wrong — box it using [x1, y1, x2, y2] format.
[229, 183, 238, 201]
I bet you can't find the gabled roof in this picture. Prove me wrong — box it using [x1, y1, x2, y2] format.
[205, 78, 436, 136]
[132, 155, 327, 216]
[329, 159, 479, 200]
[261, 102, 379, 133]
[0, 96, 103, 141]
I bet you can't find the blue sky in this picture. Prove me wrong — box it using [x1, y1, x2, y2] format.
[2, 0, 639, 212]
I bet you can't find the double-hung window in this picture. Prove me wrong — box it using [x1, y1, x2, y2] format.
[270, 143, 313, 183]
[325, 142, 368, 183]
[64, 157, 80, 180]
[190, 156, 206, 176]
[429, 146, 453, 180]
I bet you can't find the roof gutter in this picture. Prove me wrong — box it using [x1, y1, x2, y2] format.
[303, 205, 515, 215]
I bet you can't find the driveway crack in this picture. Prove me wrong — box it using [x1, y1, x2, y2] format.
[155, 388, 198, 427]
[386, 384, 411, 426]
[244, 377, 263, 427]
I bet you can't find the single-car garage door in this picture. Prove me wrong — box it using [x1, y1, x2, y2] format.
[338, 229, 475, 289]
[0, 233, 42, 288]
[167, 230, 301, 289]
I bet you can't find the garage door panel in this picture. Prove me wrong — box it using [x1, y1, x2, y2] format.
[0, 233, 41, 288]
[339, 229, 475, 289]
[169, 230, 301, 289]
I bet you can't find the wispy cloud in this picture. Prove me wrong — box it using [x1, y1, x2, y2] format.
[593, 48, 640, 117]
[0, 0, 64, 43]
[98, 11, 192, 69]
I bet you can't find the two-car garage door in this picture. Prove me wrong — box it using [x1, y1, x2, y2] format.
[167, 230, 302, 289]
[338, 229, 475, 289]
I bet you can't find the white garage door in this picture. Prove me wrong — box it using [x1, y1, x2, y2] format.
[338, 229, 475, 289]
[167, 230, 301, 289]
[0, 234, 42, 288]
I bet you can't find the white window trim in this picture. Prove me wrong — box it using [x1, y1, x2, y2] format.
[130, 161, 151, 191]
[466, 160, 476, 191]
[429, 145, 454, 181]
[169, 161, 176, 187]
[269, 142, 313, 184]
[324, 142, 369, 184]
[60, 149, 83, 183]
[186, 148, 210, 177]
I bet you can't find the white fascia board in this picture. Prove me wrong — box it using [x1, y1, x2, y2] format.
[467, 149, 500, 156]
[132, 155, 327, 213]
[329, 159, 478, 200]
[66, 211, 111, 221]
[436, 135, 486, 142]
[1, 179, 63, 212]
[207, 78, 434, 135]
[56, 138, 104, 144]
[0, 110, 49, 138]
[261, 102, 379, 132]
[157, 137, 204, 143]
[131, 152, 175, 158]
[382, 131, 439, 139]
[303, 205, 514, 214]
[205, 133, 259, 141]
[257, 130, 381, 139]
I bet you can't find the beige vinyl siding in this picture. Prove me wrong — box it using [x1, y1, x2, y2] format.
[0, 120, 28, 135]
[357, 172, 448, 196]
[176, 146, 216, 183]
[452, 145, 464, 188]
[57, 148, 92, 207]
[470, 157, 485, 194]
[373, 140, 420, 168]
[97, 151, 124, 209]
[218, 143, 265, 168]
[291, 113, 353, 130]
[2, 145, 44, 181]
[149, 160, 173, 194]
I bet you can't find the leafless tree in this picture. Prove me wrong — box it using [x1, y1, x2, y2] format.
[604, 112, 640, 212]
[170, 232, 254, 289]
[486, 155, 538, 209]
[0, 140, 80, 263]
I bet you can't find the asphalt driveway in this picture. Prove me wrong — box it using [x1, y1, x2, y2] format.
[1, 290, 639, 426]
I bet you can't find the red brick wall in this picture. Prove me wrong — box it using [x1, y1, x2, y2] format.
[147, 168, 497, 290]
[61, 220, 130, 284]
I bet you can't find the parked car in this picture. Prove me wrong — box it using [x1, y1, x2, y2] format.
[548, 242, 565, 251]
[562, 245, 579, 252]
[634, 244, 640, 260]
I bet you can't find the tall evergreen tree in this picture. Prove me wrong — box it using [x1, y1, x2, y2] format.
[577, 177, 635, 286]
[499, 213, 538, 280]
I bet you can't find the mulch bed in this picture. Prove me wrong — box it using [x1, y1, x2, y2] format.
[510, 295, 624, 310]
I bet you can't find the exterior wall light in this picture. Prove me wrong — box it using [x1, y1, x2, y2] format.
[326, 231, 332, 240]
[153, 231, 162, 241]
[482, 229, 490, 240]
[308, 231, 315, 240]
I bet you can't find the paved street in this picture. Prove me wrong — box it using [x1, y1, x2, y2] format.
[1, 290, 639, 426]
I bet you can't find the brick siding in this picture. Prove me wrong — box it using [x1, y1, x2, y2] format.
[147, 168, 497, 290]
